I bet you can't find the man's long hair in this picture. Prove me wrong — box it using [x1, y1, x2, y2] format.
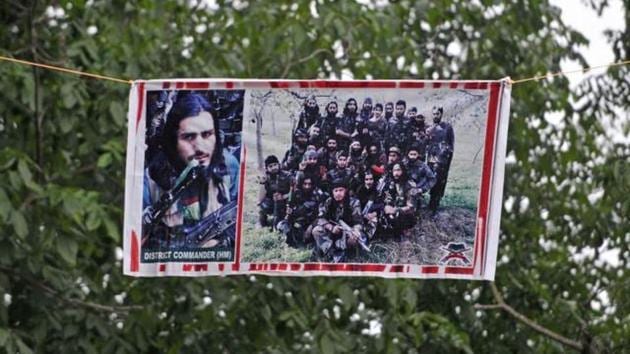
[392, 162, 409, 183]
[325, 101, 338, 118]
[151, 92, 227, 192]
[342, 98, 358, 118]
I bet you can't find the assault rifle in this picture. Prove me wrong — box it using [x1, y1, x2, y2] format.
[361, 200, 374, 216]
[180, 200, 238, 248]
[337, 220, 370, 253]
[142, 160, 202, 244]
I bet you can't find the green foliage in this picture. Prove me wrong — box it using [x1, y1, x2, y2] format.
[0, 0, 628, 353]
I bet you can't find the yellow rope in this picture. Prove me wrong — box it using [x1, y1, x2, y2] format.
[0, 55, 133, 85]
[509, 59, 630, 85]
[1, 54, 628, 86]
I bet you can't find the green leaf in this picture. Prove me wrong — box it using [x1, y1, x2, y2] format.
[61, 82, 77, 108]
[11, 210, 28, 239]
[109, 101, 125, 127]
[337, 284, 354, 311]
[17, 159, 32, 183]
[0, 188, 11, 221]
[103, 217, 120, 241]
[97, 153, 113, 168]
[15, 337, 33, 354]
[0, 328, 9, 346]
[402, 286, 417, 310]
[85, 210, 101, 231]
[56, 236, 78, 266]
[320, 334, 335, 354]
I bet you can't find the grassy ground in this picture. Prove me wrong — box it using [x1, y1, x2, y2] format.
[241, 208, 476, 264]
[240, 89, 487, 264]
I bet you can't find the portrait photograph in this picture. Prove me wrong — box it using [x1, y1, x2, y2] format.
[139, 89, 243, 264]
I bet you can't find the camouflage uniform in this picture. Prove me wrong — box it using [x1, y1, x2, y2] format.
[410, 120, 429, 162]
[258, 170, 293, 228]
[405, 159, 436, 195]
[280, 187, 324, 246]
[381, 178, 418, 238]
[335, 115, 355, 152]
[295, 101, 320, 131]
[282, 144, 306, 171]
[385, 120, 410, 153]
[366, 117, 387, 150]
[312, 195, 364, 262]
[323, 167, 352, 193]
[405, 158, 436, 210]
[316, 114, 337, 143]
[427, 121, 455, 211]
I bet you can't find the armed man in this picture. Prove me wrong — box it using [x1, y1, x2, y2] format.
[318, 137, 339, 172]
[385, 100, 410, 151]
[381, 162, 418, 240]
[307, 124, 325, 150]
[386, 146, 402, 170]
[367, 103, 387, 150]
[142, 93, 236, 249]
[347, 139, 366, 177]
[404, 143, 436, 210]
[316, 101, 339, 143]
[355, 98, 372, 148]
[376, 145, 403, 194]
[282, 128, 309, 171]
[295, 149, 323, 187]
[364, 143, 387, 180]
[410, 110, 429, 162]
[336, 98, 358, 152]
[312, 178, 366, 262]
[257, 155, 293, 230]
[427, 106, 455, 213]
[323, 151, 353, 193]
[355, 171, 380, 211]
[384, 102, 394, 122]
[295, 95, 320, 131]
[279, 176, 324, 247]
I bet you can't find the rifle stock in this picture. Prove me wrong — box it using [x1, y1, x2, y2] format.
[337, 220, 370, 253]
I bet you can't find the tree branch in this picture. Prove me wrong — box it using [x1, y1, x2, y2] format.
[474, 283, 584, 352]
[0, 265, 143, 314]
[280, 48, 332, 79]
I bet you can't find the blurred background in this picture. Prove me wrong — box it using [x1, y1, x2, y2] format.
[0, 0, 627, 352]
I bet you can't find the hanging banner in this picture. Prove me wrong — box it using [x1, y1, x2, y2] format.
[123, 79, 511, 280]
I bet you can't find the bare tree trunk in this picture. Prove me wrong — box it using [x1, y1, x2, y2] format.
[271, 114, 276, 136]
[255, 112, 264, 171]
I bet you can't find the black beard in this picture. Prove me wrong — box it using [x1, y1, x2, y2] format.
[434, 118, 441, 124]
[385, 112, 392, 119]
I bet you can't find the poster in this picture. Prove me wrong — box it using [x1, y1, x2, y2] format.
[123, 79, 511, 280]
